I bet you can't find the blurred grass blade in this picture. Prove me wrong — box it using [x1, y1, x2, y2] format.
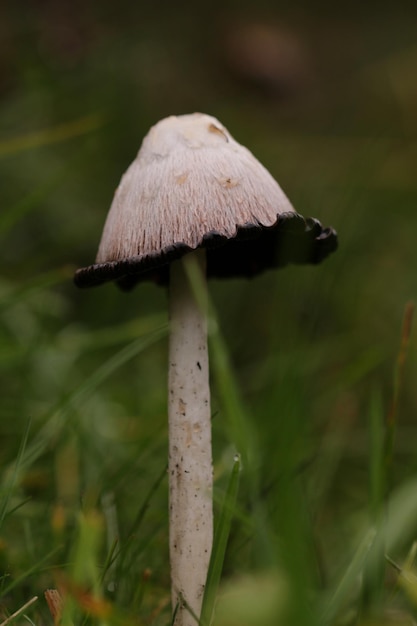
[385, 301, 414, 471]
[359, 304, 414, 618]
[61, 511, 112, 626]
[100, 536, 119, 588]
[321, 528, 376, 625]
[0, 418, 31, 531]
[0, 546, 61, 596]
[14, 327, 167, 472]
[64, 327, 167, 412]
[0, 177, 65, 235]
[384, 476, 417, 556]
[0, 267, 75, 311]
[59, 314, 167, 353]
[368, 386, 386, 520]
[360, 387, 386, 615]
[200, 454, 241, 626]
[387, 301, 415, 426]
[0, 114, 104, 237]
[396, 544, 417, 609]
[127, 463, 167, 537]
[0, 113, 104, 159]
[325, 471, 417, 626]
[70, 511, 104, 590]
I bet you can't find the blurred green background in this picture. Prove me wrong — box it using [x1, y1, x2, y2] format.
[1, 1, 417, 624]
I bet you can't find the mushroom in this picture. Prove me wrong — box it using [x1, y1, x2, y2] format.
[74, 113, 337, 626]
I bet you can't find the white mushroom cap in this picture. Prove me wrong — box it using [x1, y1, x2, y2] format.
[96, 113, 294, 264]
[75, 113, 337, 288]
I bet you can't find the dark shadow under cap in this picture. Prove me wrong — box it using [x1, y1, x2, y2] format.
[74, 211, 337, 291]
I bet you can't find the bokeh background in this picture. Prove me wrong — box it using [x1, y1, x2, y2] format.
[1, 1, 417, 624]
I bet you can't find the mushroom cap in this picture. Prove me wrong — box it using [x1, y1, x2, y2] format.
[75, 113, 337, 289]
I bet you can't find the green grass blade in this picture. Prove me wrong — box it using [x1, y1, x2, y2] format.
[359, 304, 415, 618]
[126, 463, 167, 537]
[0, 546, 62, 597]
[13, 326, 167, 473]
[0, 179, 65, 235]
[384, 301, 414, 479]
[0, 267, 75, 312]
[368, 386, 386, 521]
[360, 386, 386, 616]
[384, 476, 417, 556]
[0, 113, 104, 159]
[64, 327, 167, 413]
[0, 418, 32, 531]
[59, 314, 167, 353]
[200, 454, 241, 626]
[321, 528, 377, 625]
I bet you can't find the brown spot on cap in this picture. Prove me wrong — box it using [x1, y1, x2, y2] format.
[208, 123, 229, 142]
[175, 173, 189, 185]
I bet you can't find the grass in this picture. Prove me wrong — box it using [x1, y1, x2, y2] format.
[1, 2, 417, 624]
[1, 283, 415, 626]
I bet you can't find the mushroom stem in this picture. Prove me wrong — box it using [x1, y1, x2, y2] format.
[168, 249, 213, 625]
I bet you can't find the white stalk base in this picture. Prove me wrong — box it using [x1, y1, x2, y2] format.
[168, 250, 213, 626]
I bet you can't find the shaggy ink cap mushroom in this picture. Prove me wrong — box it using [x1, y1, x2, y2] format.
[73, 112, 338, 626]
[74, 113, 337, 290]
